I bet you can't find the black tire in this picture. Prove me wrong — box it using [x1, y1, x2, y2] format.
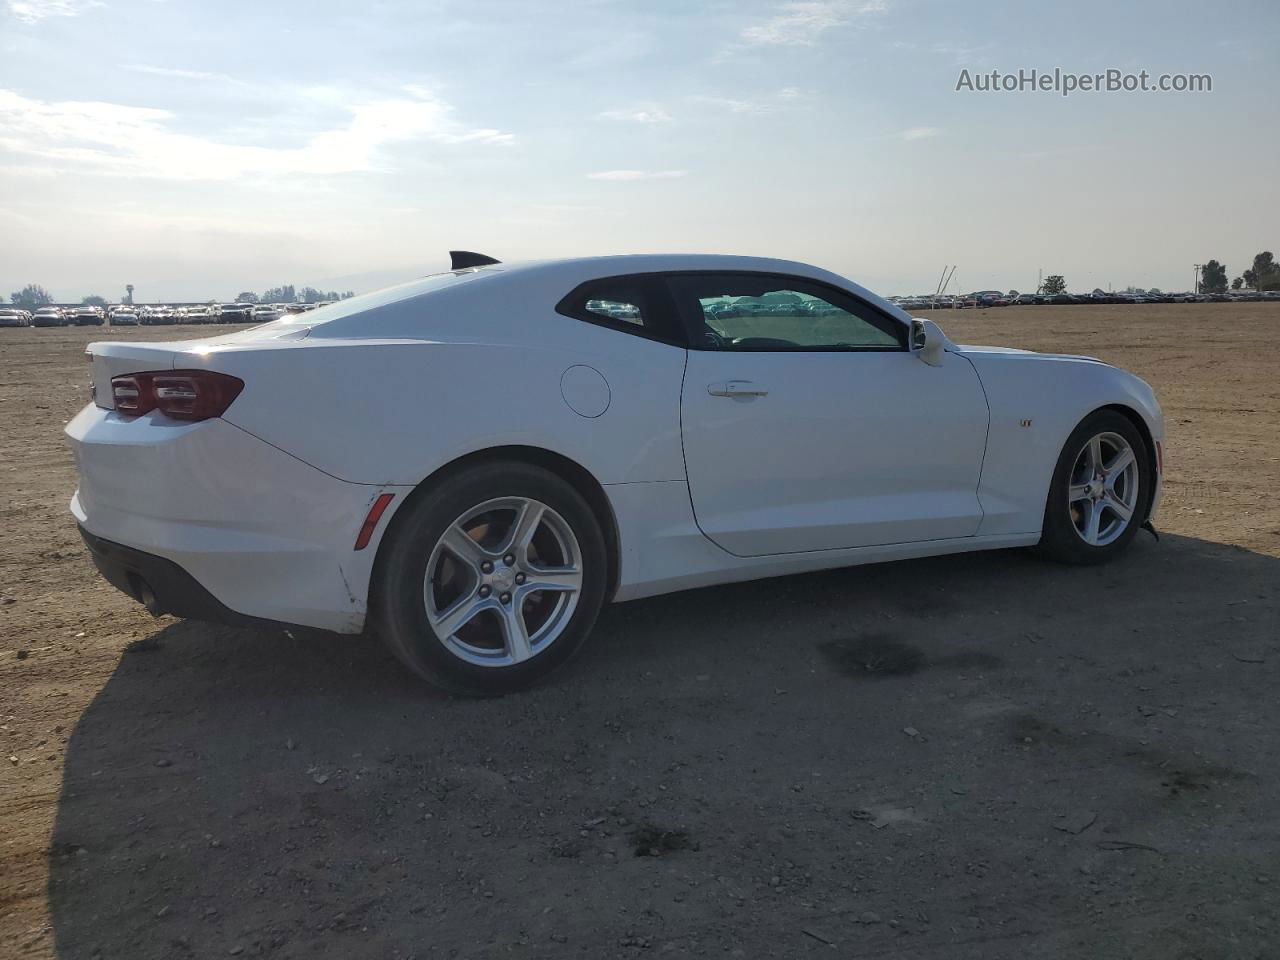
[372, 461, 607, 696]
[1036, 410, 1152, 565]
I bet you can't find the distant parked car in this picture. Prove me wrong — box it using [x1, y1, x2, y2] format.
[1014, 294, 1041, 306]
[251, 304, 281, 320]
[218, 304, 253, 324]
[33, 307, 64, 327]
[74, 308, 105, 326]
[112, 312, 140, 326]
[141, 308, 174, 325]
[176, 307, 203, 324]
[0, 309, 29, 327]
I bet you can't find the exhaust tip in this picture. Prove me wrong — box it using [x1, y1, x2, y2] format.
[131, 576, 166, 616]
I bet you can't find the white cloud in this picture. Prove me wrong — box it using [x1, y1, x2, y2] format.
[7, 0, 100, 23]
[0, 87, 514, 181]
[900, 126, 940, 140]
[692, 95, 765, 114]
[931, 41, 990, 66]
[692, 88, 810, 115]
[738, 0, 887, 47]
[599, 103, 672, 124]
[123, 64, 239, 83]
[586, 169, 687, 181]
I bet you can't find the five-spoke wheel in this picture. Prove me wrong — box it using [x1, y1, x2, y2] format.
[374, 461, 606, 696]
[1038, 410, 1152, 565]
[1066, 431, 1140, 546]
[426, 497, 583, 667]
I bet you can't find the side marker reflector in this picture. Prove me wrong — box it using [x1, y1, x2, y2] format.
[355, 494, 395, 550]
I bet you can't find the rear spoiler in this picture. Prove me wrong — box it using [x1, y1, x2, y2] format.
[450, 250, 501, 270]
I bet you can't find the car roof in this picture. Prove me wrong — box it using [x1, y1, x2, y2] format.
[244, 253, 911, 344]
[444, 254, 907, 321]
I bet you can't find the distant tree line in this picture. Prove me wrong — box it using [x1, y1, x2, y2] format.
[8, 282, 357, 309]
[1241, 252, 1279, 292]
[1201, 260, 1228, 294]
[246, 285, 356, 304]
[1201, 252, 1277, 295]
[8, 286, 120, 308]
[8, 283, 54, 308]
[1031, 250, 1277, 297]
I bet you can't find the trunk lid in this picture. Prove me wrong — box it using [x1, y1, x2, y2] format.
[87, 342, 186, 409]
[87, 325, 311, 408]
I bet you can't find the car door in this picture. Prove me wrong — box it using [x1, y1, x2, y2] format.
[668, 272, 990, 557]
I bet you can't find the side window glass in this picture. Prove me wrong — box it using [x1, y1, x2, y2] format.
[584, 297, 643, 327]
[556, 276, 682, 344]
[667, 274, 903, 351]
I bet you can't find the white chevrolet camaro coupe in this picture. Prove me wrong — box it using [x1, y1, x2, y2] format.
[68, 253, 1163, 695]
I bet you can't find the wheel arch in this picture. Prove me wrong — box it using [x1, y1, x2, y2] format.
[370, 445, 622, 606]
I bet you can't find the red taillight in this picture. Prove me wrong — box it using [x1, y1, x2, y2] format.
[111, 375, 153, 414]
[109, 370, 244, 421]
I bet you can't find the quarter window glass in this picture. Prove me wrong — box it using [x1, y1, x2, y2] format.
[667, 274, 902, 351]
[584, 297, 643, 327]
[556, 276, 684, 344]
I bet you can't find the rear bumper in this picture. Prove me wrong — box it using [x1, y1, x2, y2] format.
[66, 404, 405, 633]
[79, 526, 266, 627]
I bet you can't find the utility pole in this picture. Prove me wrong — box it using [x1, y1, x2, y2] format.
[1193, 264, 1202, 295]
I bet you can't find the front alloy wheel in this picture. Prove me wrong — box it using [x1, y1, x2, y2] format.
[1037, 409, 1152, 565]
[1067, 431, 1140, 546]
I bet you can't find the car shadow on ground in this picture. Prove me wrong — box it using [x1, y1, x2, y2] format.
[48, 534, 1279, 959]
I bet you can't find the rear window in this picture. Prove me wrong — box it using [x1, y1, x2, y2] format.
[259, 270, 497, 329]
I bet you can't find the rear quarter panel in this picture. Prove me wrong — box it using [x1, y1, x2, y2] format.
[966, 352, 1163, 536]
[200, 320, 688, 487]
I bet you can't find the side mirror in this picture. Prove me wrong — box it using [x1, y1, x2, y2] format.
[910, 318, 947, 367]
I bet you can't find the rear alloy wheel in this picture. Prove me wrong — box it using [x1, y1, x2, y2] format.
[374, 462, 606, 696]
[1037, 410, 1151, 565]
[425, 497, 584, 668]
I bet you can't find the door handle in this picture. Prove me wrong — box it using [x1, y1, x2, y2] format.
[707, 380, 769, 398]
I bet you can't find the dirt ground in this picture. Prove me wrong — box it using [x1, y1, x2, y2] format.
[2, 306, 1278, 959]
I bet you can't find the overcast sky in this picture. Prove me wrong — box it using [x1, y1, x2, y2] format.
[1, 0, 1276, 301]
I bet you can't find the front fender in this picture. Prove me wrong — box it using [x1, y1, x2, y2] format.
[965, 353, 1163, 536]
